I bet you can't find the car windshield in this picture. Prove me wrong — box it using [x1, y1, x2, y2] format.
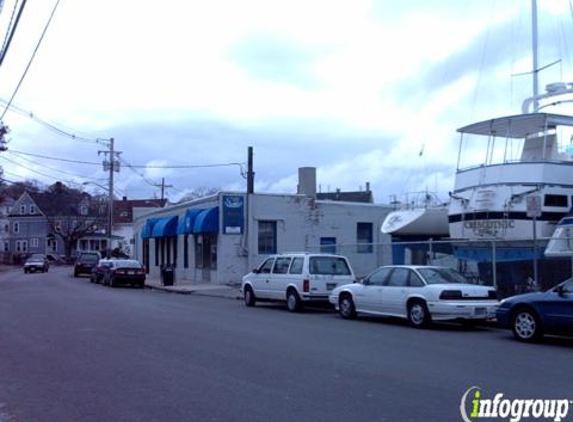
[28, 254, 44, 260]
[309, 257, 351, 275]
[417, 267, 469, 285]
[80, 255, 99, 263]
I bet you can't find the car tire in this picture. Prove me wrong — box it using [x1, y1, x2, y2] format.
[73, 271, 78, 278]
[408, 300, 431, 328]
[511, 308, 542, 342]
[244, 286, 256, 307]
[339, 294, 357, 319]
[286, 289, 302, 312]
[24, 268, 28, 274]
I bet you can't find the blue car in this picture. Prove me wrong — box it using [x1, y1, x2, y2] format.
[496, 278, 573, 342]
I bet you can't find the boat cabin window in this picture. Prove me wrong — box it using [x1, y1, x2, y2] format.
[544, 194, 568, 208]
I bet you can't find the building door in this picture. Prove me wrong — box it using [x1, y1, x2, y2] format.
[143, 239, 150, 273]
[202, 235, 212, 282]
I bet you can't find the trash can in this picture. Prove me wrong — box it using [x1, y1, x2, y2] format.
[161, 264, 175, 286]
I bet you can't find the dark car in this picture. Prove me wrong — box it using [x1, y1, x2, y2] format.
[102, 259, 146, 288]
[73, 252, 101, 277]
[90, 259, 113, 284]
[23, 254, 49, 273]
[496, 278, 573, 342]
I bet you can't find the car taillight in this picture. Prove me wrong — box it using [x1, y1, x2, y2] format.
[303, 279, 310, 292]
[440, 290, 462, 300]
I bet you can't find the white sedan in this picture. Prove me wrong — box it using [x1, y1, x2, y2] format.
[329, 265, 499, 328]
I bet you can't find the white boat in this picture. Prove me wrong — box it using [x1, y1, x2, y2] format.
[382, 205, 449, 236]
[545, 216, 573, 258]
[448, 111, 573, 241]
[448, 0, 573, 243]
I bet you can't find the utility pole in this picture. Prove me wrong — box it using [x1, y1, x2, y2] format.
[154, 177, 172, 201]
[98, 138, 121, 258]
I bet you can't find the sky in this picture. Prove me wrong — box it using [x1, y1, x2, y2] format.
[0, 0, 572, 204]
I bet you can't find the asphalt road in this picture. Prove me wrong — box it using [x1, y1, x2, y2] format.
[0, 266, 571, 422]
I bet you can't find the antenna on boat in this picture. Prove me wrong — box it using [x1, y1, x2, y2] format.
[531, 0, 539, 112]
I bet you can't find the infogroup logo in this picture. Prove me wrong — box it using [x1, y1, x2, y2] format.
[460, 387, 572, 422]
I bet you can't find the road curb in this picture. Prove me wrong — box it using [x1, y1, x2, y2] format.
[144, 283, 242, 300]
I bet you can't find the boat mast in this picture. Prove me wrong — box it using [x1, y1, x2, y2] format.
[531, 0, 539, 112]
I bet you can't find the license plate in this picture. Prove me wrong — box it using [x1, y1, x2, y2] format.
[474, 308, 486, 316]
[326, 283, 337, 291]
[128, 271, 135, 275]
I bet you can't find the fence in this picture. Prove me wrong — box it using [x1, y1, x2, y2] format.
[305, 237, 571, 298]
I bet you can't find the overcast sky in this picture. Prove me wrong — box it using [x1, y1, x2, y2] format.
[0, 0, 571, 204]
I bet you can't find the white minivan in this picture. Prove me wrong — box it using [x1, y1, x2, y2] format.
[241, 253, 356, 312]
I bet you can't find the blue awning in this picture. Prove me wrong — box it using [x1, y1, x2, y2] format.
[151, 215, 179, 238]
[141, 218, 162, 239]
[177, 209, 203, 235]
[193, 207, 219, 234]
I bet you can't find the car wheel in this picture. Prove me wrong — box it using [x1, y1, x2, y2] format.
[244, 286, 256, 307]
[286, 289, 302, 312]
[339, 294, 357, 319]
[512, 308, 542, 342]
[73, 271, 78, 278]
[24, 268, 28, 274]
[408, 300, 431, 328]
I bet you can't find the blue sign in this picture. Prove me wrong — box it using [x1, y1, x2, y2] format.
[222, 195, 244, 234]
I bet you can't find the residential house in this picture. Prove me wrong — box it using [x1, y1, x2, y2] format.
[111, 197, 166, 257]
[0, 196, 15, 263]
[6, 190, 106, 263]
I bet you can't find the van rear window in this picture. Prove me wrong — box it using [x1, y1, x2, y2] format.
[309, 257, 351, 275]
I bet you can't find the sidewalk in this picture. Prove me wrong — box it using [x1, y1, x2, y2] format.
[144, 276, 242, 300]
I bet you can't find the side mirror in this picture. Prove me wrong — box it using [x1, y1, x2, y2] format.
[252, 268, 260, 274]
[557, 285, 566, 297]
[362, 277, 370, 286]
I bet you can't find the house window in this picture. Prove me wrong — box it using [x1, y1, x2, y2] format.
[3, 224, 8, 233]
[195, 235, 204, 268]
[20, 205, 26, 215]
[320, 237, 337, 254]
[30, 205, 36, 214]
[16, 240, 28, 253]
[357, 222, 374, 253]
[3, 241, 9, 252]
[13, 222, 19, 234]
[31, 238, 39, 248]
[258, 221, 277, 254]
[80, 205, 88, 215]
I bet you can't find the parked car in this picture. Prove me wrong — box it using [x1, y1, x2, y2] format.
[329, 265, 499, 328]
[23, 254, 49, 273]
[102, 259, 146, 288]
[241, 253, 356, 312]
[90, 259, 113, 284]
[496, 278, 573, 342]
[73, 252, 101, 277]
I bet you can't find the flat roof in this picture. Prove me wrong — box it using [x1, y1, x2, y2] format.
[457, 112, 573, 138]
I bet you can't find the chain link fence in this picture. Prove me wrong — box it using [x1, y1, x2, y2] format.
[305, 237, 571, 298]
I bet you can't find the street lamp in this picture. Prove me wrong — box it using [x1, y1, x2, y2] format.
[83, 181, 113, 258]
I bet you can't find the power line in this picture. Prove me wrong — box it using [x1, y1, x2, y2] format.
[0, 98, 105, 143]
[9, 149, 245, 170]
[0, 154, 64, 181]
[1, 0, 61, 120]
[5, 150, 98, 179]
[0, 0, 27, 68]
[8, 150, 101, 165]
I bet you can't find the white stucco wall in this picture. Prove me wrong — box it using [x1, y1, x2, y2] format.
[133, 192, 393, 285]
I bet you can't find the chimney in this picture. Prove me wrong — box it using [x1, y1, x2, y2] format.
[366, 182, 370, 192]
[297, 167, 317, 198]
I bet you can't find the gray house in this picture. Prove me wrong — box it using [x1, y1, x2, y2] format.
[6, 190, 106, 263]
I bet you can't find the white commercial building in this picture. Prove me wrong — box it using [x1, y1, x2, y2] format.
[133, 171, 393, 285]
